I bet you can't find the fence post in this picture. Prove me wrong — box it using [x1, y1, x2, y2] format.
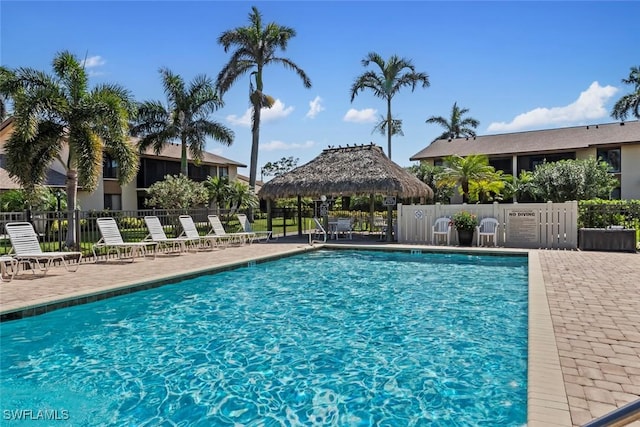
[75, 209, 81, 251]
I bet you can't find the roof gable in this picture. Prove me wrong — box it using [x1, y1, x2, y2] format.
[411, 121, 640, 160]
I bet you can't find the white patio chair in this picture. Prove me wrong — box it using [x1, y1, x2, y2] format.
[237, 213, 274, 242]
[143, 216, 199, 254]
[93, 217, 157, 262]
[334, 218, 353, 240]
[432, 217, 452, 245]
[476, 217, 500, 247]
[178, 215, 226, 249]
[0, 255, 19, 282]
[5, 222, 83, 275]
[207, 215, 255, 245]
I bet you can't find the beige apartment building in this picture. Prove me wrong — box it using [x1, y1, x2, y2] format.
[0, 117, 246, 210]
[410, 120, 640, 200]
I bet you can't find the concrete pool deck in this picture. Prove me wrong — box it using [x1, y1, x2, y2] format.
[1, 237, 638, 427]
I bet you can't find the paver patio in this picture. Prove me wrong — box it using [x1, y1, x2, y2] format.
[1, 237, 638, 426]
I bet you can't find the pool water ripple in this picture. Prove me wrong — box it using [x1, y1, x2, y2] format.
[1, 250, 527, 426]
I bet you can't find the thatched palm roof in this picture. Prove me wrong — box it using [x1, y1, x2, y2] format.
[258, 144, 433, 199]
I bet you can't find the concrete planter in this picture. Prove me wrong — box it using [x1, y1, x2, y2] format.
[578, 228, 637, 253]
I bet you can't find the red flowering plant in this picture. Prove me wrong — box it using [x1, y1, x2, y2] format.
[450, 211, 478, 231]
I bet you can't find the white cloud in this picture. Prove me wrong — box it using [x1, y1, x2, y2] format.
[226, 99, 294, 127]
[261, 140, 315, 151]
[487, 82, 619, 133]
[306, 96, 325, 118]
[81, 55, 106, 68]
[343, 108, 377, 123]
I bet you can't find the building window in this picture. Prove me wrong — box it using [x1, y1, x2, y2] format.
[103, 155, 119, 179]
[597, 147, 621, 173]
[218, 166, 229, 178]
[104, 194, 122, 210]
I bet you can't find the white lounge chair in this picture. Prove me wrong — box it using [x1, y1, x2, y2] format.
[0, 255, 18, 282]
[93, 217, 157, 262]
[5, 222, 82, 275]
[144, 216, 198, 254]
[207, 215, 255, 245]
[237, 213, 274, 242]
[432, 217, 452, 245]
[476, 217, 500, 247]
[178, 215, 226, 249]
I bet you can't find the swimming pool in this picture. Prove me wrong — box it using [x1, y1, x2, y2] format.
[1, 249, 528, 426]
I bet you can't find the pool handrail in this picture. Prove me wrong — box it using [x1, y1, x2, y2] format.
[581, 398, 640, 427]
[309, 217, 327, 245]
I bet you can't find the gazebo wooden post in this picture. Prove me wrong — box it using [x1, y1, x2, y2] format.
[266, 199, 273, 239]
[297, 195, 302, 236]
[386, 204, 393, 242]
[369, 194, 375, 234]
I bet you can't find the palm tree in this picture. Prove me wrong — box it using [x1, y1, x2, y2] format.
[204, 175, 232, 214]
[438, 154, 496, 203]
[426, 102, 480, 141]
[611, 66, 640, 120]
[1, 50, 138, 249]
[216, 6, 312, 197]
[350, 52, 429, 160]
[0, 66, 15, 120]
[131, 68, 234, 176]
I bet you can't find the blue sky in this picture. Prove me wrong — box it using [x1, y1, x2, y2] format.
[2, 1, 639, 176]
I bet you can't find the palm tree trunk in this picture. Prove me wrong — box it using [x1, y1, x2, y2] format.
[248, 101, 261, 222]
[180, 135, 188, 176]
[386, 97, 392, 160]
[64, 170, 78, 250]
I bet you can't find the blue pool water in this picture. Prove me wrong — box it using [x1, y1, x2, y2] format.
[1, 250, 528, 426]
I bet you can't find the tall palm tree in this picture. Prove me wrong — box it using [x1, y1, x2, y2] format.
[350, 52, 429, 160]
[611, 66, 640, 120]
[0, 66, 15, 120]
[438, 154, 496, 203]
[131, 68, 234, 176]
[426, 102, 479, 141]
[216, 6, 311, 196]
[1, 50, 138, 249]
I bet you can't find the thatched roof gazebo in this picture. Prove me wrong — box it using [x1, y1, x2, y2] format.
[258, 144, 433, 241]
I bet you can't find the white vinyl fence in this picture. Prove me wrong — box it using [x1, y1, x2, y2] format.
[397, 201, 578, 249]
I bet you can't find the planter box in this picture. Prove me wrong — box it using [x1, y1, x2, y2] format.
[579, 228, 637, 253]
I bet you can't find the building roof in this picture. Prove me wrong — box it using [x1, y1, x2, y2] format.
[1, 161, 67, 190]
[410, 120, 640, 160]
[259, 144, 433, 199]
[138, 141, 246, 168]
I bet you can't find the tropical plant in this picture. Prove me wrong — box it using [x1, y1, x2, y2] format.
[438, 154, 496, 203]
[530, 158, 618, 202]
[216, 6, 312, 198]
[131, 68, 234, 176]
[1, 50, 138, 248]
[350, 52, 429, 160]
[204, 175, 232, 214]
[145, 174, 208, 209]
[468, 170, 507, 203]
[228, 180, 259, 215]
[408, 163, 454, 204]
[611, 66, 640, 121]
[450, 211, 478, 231]
[426, 102, 480, 141]
[508, 170, 539, 202]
